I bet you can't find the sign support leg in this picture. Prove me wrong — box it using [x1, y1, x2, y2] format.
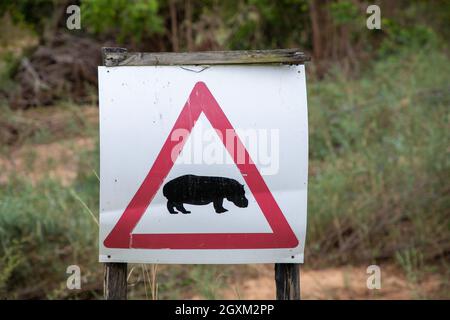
[101, 49, 128, 301]
[104, 262, 127, 300]
[275, 263, 300, 300]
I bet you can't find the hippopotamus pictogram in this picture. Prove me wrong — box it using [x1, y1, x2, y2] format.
[163, 174, 249, 214]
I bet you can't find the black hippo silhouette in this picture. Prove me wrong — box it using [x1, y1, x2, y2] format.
[162, 174, 249, 214]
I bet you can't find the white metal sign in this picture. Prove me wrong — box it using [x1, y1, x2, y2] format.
[99, 64, 308, 264]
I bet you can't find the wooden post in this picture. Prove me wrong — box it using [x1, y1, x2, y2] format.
[275, 263, 300, 300]
[101, 49, 128, 300]
[104, 263, 127, 300]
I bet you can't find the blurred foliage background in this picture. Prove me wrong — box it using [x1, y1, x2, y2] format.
[0, 0, 449, 299]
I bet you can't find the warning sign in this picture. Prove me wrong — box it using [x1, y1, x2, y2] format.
[99, 65, 308, 264]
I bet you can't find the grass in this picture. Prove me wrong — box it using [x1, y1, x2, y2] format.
[307, 47, 450, 268]
[0, 177, 99, 298]
[0, 45, 449, 299]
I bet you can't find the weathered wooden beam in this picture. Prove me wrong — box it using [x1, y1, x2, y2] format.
[275, 263, 300, 300]
[104, 263, 127, 300]
[102, 47, 310, 67]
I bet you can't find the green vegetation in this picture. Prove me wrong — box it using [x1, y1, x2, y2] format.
[81, 0, 163, 43]
[307, 48, 450, 267]
[0, 145, 100, 298]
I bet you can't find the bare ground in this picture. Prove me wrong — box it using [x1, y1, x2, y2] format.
[0, 136, 95, 186]
[0, 106, 97, 185]
[219, 264, 441, 300]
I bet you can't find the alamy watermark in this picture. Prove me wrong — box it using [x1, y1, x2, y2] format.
[366, 265, 381, 290]
[66, 265, 81, 290]
[170, 123, 280, 175]
[66, 5, 81, 30]
[366, 5, 381, 30]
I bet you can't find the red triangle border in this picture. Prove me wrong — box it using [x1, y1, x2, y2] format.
[104, 82, 299, 249]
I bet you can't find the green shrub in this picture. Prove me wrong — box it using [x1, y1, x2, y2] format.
[307, 48, 450, 266]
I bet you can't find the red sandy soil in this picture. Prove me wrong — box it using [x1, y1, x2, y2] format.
[217, 264, 440, 300]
